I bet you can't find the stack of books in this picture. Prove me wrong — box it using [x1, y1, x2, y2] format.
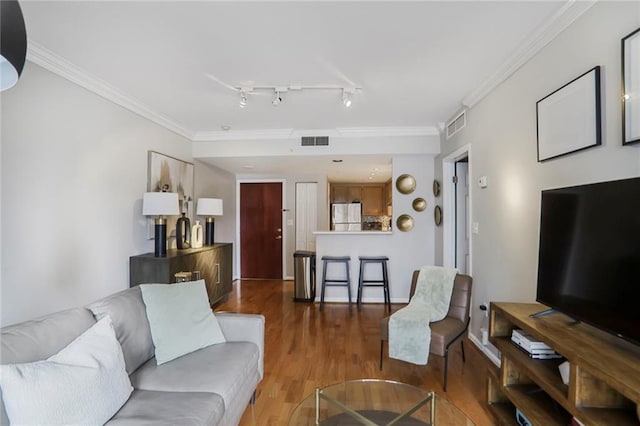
[511, 329, 562, 359]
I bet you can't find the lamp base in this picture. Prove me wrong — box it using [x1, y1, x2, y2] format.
[205, 218, 215, 246]
[154, 221, 167, 257]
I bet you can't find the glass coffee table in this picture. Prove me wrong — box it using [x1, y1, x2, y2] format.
[289, 379, 474, 425]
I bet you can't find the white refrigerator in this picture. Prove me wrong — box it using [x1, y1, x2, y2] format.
[331, 203, 362, 231]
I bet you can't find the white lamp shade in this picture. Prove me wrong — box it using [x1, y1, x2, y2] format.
[142, 192, 179, 216]
[197, 198, 223, 216]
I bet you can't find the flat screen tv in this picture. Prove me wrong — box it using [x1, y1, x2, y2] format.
[536, 177, 640, 345]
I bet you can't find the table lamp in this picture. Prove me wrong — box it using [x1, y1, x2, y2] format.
[196, 198, 223, 245]
[143, 192, 179, 257]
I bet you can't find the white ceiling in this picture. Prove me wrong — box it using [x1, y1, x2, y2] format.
[21, 1, 573, 182]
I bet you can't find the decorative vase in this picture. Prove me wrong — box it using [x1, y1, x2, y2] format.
[191, 220, 203, 248]
[176, 213, 191, 249]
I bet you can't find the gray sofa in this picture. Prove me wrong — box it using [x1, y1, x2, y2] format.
[0, 286, 264, 426]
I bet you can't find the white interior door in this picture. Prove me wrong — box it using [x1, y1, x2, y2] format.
[295, 182, 318, 251]
[455, 161, 469, 274]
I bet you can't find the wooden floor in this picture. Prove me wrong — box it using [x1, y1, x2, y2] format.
[216, 279, 497, 425]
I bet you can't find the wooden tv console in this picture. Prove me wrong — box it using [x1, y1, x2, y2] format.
[488, 302, 640, 425]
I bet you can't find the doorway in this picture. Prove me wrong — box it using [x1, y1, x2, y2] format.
[454, 158, 469, 274]
[239, 182, 283, 279]
[442, 145, 472, 274]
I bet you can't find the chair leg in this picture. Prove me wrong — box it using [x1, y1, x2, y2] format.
[461, 340, 466, 363]
[320, 261, 328, 310]
[443, 348, 449, 392]
[250, 390, 256, 404]
[357, 261, 364, 309]
[345, 261, 352, 309]
[379, 340, 384, 370]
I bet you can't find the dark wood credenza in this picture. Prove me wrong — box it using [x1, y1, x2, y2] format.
[130, 243, 233, 306]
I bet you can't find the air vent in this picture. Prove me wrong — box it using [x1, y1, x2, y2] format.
[446, 111, 466, 139]
[301, 136, 329, 146]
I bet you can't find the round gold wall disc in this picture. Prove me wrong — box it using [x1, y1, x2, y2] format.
[412, 197, 427, 212]
[396, 214, 414, 232]
[396, 174, 416, 194]
[434, 205, 442, 226]
[433, 180, 441, 197]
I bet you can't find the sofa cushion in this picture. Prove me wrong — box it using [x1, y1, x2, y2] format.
[130, 342, 260, 422]
[87, 286, 155, 374]
[140, 280, 226, 365]
[1, 307, 96, 364]
[106, 389, 224, 426]
[0, 317, 132, 426]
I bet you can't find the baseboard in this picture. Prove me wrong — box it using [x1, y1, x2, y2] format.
[468, 331, 501, 367]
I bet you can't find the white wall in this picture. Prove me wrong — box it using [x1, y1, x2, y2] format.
[194, 160, 237, 276]
[437, 2, 640, 349]
[0, 63, 197, 326]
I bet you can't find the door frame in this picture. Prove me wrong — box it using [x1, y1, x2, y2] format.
[236, 179, 287, 279]
[442, 144, 472, 275]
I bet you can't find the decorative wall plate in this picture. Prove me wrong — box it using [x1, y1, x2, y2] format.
[396, 174, 416, 194]
[433, 179, 441, 197]
[412, 197, 427, 212]
[396, 214, 414, 232]
[434, 205, 442, 226]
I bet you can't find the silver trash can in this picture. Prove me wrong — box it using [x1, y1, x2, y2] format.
[293, 250, 316, 302]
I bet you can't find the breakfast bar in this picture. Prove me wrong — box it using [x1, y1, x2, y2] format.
[313, 231, 400, 305]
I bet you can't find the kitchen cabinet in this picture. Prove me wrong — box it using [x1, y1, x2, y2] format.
[129, 243, 233, 306]
[331, 183, 387, 216]
[361, 186, 385, 215]
[331, 185, 362, 203]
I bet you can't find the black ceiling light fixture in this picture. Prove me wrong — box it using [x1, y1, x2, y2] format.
[1, 0, 27, 91]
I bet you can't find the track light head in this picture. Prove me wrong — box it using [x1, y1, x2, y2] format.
[239, 92, 248, 108]
[341, 90, 352, 108]
[272, 91, 282, 106]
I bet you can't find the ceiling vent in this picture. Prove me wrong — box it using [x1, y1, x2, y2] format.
[301, 136, 329, 146]
[446, 110, 466, 139]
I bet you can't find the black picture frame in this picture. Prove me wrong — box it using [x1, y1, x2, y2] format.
[622, 27, 640, 146]
[536, 66, 601, 162]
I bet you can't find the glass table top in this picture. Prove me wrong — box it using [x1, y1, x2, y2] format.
[289, 379, 475, 425]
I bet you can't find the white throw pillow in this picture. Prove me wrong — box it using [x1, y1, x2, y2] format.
[0, 316, 133, 425]
[140, 279, 226, 365]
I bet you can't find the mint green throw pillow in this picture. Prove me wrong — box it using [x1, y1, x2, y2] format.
[140, 280, 226, 365]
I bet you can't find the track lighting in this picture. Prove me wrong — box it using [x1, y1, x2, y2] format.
[341, 90, 352, 108]
[272, 91, 282, 106]
[233, 85, 361, 108]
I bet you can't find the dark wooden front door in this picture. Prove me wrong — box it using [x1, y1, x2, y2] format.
[240, 182, 283, 279]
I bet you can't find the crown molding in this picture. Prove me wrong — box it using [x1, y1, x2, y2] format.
[26, 41, 194, 140]
[462, 0, 597, 108]
[193, 126, 438, 142]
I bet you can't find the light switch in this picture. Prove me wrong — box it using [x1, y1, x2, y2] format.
[287, 219, 294, 226]
[478, 176, 488, 188]
[472, 222, 479, 234]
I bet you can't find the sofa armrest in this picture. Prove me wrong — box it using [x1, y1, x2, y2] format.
[215, 313, 265, 379]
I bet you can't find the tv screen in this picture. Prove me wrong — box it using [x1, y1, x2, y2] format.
[536, 177, 640, 345]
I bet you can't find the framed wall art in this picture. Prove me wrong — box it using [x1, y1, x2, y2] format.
[147, 151, 195, 239]
[622, 27, 640, 145]
[536, 66, 601, 162]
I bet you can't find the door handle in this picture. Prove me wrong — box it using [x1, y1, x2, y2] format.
[276, 235, 282, 240]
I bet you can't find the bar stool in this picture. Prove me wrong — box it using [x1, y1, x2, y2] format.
[357, 256, 390, 311]
[320, 256, 352, 310]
